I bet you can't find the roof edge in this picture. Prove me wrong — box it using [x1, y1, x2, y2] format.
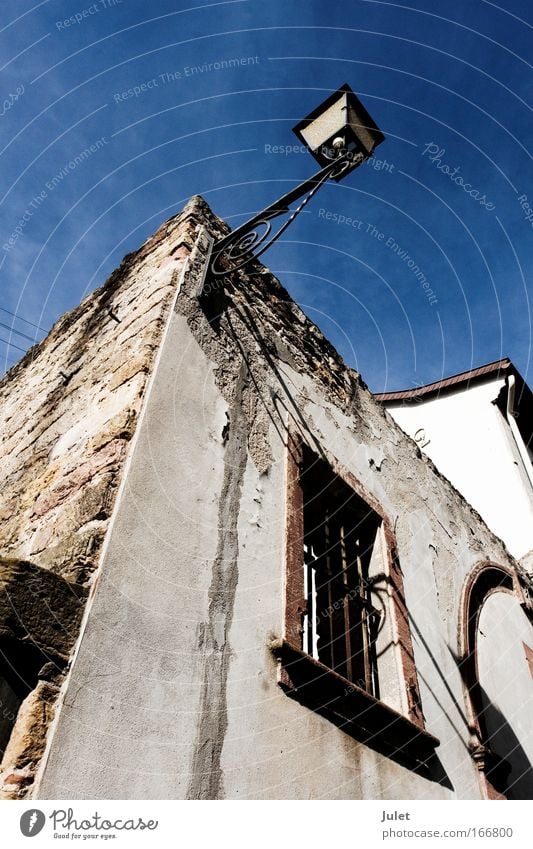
[374, 358, 513, 404]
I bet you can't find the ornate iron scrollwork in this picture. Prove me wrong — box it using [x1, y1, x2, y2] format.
[209, 150, 362, 277]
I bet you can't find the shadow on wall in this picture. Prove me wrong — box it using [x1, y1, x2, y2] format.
[450, 644, 533, 801]
[277, 649, 454, 790]
[217, 291, 455, 788]
[479, 686, 533, 800]
[0, 558, 87, 796]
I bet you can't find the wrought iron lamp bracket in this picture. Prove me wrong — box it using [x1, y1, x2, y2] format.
[208, 150, 363, 278]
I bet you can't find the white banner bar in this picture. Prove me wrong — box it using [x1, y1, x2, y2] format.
[1, 800, 530, 848]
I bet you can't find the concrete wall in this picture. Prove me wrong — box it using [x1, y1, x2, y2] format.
[385, 382, 533, 559]
[0, 202, 196, 797]
[34, 199, 532, 800]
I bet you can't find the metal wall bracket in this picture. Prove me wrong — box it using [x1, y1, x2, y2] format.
[208, 150, 363, 279]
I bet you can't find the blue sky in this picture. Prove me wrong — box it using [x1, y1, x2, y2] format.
[0, 0, 531, 392]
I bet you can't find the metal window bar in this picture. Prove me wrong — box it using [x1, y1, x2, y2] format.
[303, 543, 319, 659]
[303, 494, 381, 696]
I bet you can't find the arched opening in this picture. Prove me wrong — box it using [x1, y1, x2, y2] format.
[459, 562, 533, 799]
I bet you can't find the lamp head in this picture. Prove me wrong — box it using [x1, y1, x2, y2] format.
[293, 84, 385, 180]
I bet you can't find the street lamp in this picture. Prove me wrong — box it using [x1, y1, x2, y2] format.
[207, 84, 385, 278]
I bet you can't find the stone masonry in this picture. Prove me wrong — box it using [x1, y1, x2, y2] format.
[0, 200, 199, 797]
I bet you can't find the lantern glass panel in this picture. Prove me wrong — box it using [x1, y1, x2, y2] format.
[298, 94, 348, 151]
[293, 84, 384, 173]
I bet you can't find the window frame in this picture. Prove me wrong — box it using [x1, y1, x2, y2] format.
[276, 429, 439, 763]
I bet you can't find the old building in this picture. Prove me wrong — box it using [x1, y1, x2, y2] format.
[0, 197, 532, 801]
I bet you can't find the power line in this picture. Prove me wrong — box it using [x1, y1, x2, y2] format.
[0, 306, 46, 332]
[0, 336, 30, 354]
[0, 321, 39, 343]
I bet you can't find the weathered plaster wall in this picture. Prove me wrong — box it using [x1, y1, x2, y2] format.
[35, 198, 532, 800]
[0, 201, 197, 797]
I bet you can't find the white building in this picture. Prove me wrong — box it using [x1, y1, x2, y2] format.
[376, 359, 533, 563]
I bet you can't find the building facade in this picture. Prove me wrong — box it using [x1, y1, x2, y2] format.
[376, 361, 533, 562]
[0, 197, 532, 800]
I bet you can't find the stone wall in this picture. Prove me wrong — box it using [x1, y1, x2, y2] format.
[0, 200, 200, 797]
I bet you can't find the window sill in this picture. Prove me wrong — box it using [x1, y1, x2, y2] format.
[271, 638, 440, 765]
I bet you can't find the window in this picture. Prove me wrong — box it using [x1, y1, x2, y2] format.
[275, 432, 439, 765]
[460, 562, 533, 800]
[300, 445, 382, 697]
